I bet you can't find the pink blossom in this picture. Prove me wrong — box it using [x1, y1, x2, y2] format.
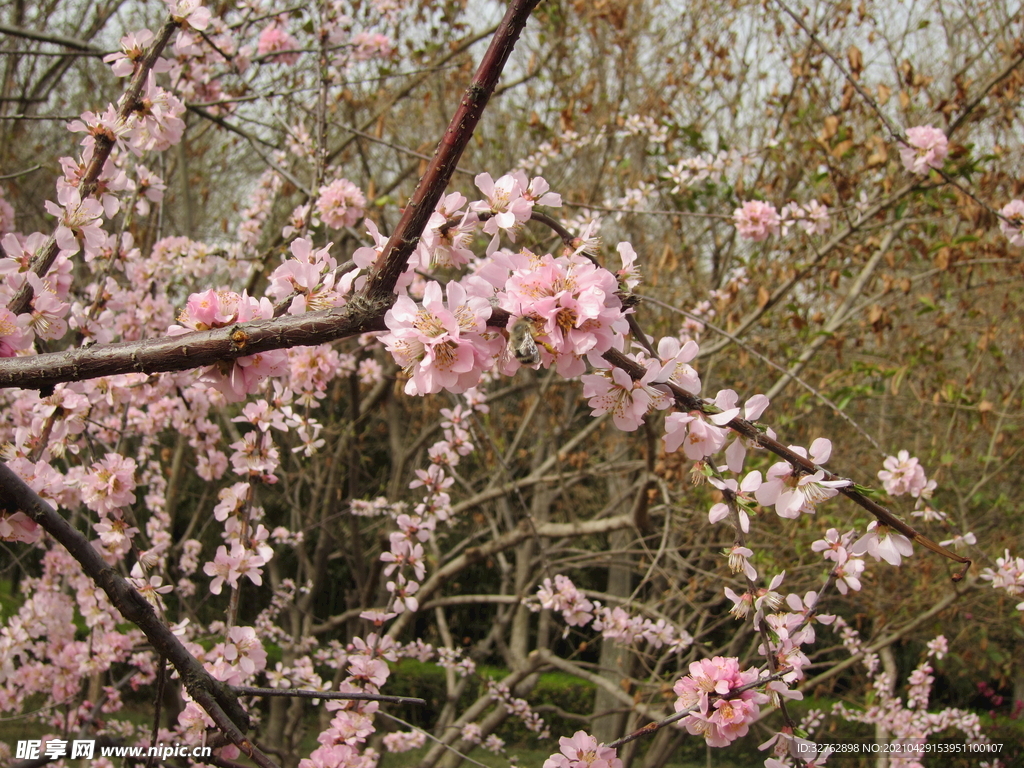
[582, 362, 671, 431]
[832, 555, 865, 594]
[470, 172, 534, 245]
[167, 0, 211, 31]
[0, 511, 41, 543]
[103, 29, 167, 77]
[80, 454, 137, 515]
[222, 626, 267, 677]
[257, 23, 300, 65]
[811, 527, 851, 564]
[899, 125, 948, 174]
[543, 731, 622, 768]
[0, 307, 29, 357]
[999, 200, 1024, 247]
[733, 200, 780, 241]
[316, 178, 366, 229]
[536, 575, 594, 627]
[878, 450, 928, 497]
[44, 188, 105, 257]
[663, 410, 728, 460]
[755, 437, 850, 518]
[653, 337, 701, 393]
[850, 521, 913, 566]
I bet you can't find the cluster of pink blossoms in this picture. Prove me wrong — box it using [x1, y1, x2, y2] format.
[535, 575, 693, 651]
[168, 289, 288, 401]
[316, 178, 366, 229]
[732, 199, 832, 242]
[381, 280, 497, 396]
[673, 657, 769, 747]
[981, 550, 1024, 610]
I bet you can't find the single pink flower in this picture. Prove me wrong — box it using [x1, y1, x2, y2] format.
[899, 125, 948, 174]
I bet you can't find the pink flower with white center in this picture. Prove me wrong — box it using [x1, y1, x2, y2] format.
[733, 200, 780, 241]
[471, 172, 533, 245]
[347, 655, 389, 688]
[850, 521, 913, 566]
[257, 22, 300, 65]
[723, 587, 753, 619]
[25, 273, 69, 341]
[229, 430, 280, 476]
[542, 731, 622, 768]
[614, 241, 642, 291]
[833, 555, 865, 594]
[95, 516, 139, 555]
[352, 219, 389, 269]
[382, 280, 495, 396]
[663, 410, 729, 460]
[593, 606, 644, 644]
[129, 563, 173, 607]
[582, 361, 671, 431]
[755, 437, 850, 518]
[44, 188, 105, 257]
[999, 200, 1024, 247]
[223, 626, 267, 676]
[517, 171, 562, 207]
[81, 453, 137, 515]
[537, 575, 594, 627]
[417, 193, 477, 268]
[386, 574, 420, 613]
[653, 337, 701, 393]
[316, 178, 366, 229]
[723, 394, 771, 472]
[203, 542, 266, 594]
[754, 571, 787, 615]
[707, 472, 761, 533]
[169, 291, 287, 400]
[267, 237, 347, 314]
[980, 551, 1024, 609]
[926, 635, 948, 659]
[104, 29, 159, 77]
[899, 125, 948, 174]
[723, 545, 756, 580]
[878, 450, 928, 497]
[811, 527, 851, 564]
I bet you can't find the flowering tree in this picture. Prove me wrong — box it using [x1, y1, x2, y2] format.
[1, 1, 1024, 768]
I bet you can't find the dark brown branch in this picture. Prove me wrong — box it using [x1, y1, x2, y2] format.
[363, 0, 543, 301]
[0, 299, 389, 392]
